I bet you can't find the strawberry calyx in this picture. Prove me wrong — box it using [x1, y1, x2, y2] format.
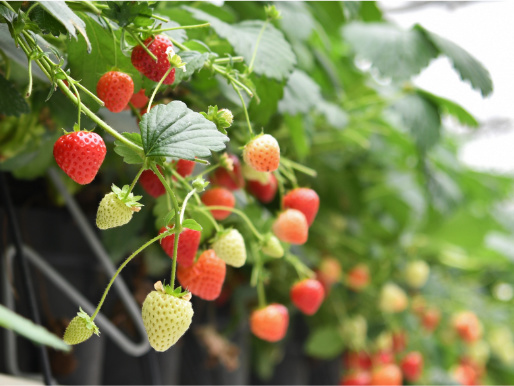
[111, 184, 144, 211]
[154, 281, 191, 300]
[200, 106, 233, 134]
[76, 307, 100, 336]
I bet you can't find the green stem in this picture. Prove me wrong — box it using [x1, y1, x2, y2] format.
[128, 101, 142, 120]
[125, 166, 145, 199]
[147, 65, 173, 111]
[214, 56, 244, 64]
[127, 29, 158, 62]
[74, 82, 105, 106]
[201, 205, 264, 241]
[25, 2, 39, 17]
[138, 23, 210, 33]
[251, 243, 266, 307]
[284, 254, 315, 280]
[188, 164, 219, 180]
[280, 158, 317, 177]
[91, 230, 171, 320]
[168, 36, 189, 52]
[152, 14, 169, 22]
[231, 81, 253, 136]
[81, 1, 102, 15]
[213, 64, 253, 96]
[0, 49, 11, 79]
[279, 163, 298, 189]
[25, 56, 33, 97]
[248, 19, 269, 74]
[151, 164, 181, 289]
[257, 279, 266, 308]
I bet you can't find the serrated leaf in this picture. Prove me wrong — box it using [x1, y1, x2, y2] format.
[30, 6, 66, 36]
[0, 73, 29, 116]
[104, 1, 154, 28]
[392, 94, 441, 151]
[182, 219, 203, 232]
[0, 304, 70, 352]
[276, 2, 314, 42]
[343, 22, 437, 81]
[278, 70, 321, 115]
[40, 1, 90, 52]
[140, 101, 229, 159]
[185, 7, 296, 80]
[416, 25, 493, 97]
[305, 327, 345, 359]
[114, 133, 145, 164]
[417, 89, 479, 128]
[173, 50, 211, 84]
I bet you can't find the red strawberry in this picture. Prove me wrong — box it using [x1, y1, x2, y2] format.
[453, 311, 482, 343]
[131, 35, 176, 85]
[130, 89, 148, 109]
[201, 187, 235, 220]
[283, 188, 319, 226]
[400, 351, 423, 382]
[53, 131, 106, 184]
[339, 370, 371, 386]
[347, 264, 370, 291]
[290, 279, 325, 315]
[210, 154, 245, 191]
[272, 209, 308, 245]
[392, 331, 407, 353]
[247, 173, 278, 203]
[343, 350, 372, 371]
[160, 227, 201, 267]
[139, 166, 165, 198]
[372, 350, 395, 366]
[96, 71, 134, 113]
[453, 362, 478, 386]
[174, 159, 196, 178]
[177, 249, 226, 300]
[370, 364, 402, 386]
[243, 134, 280, 172]
[421, 307, 441, 332]
[250, 303, 289, 342]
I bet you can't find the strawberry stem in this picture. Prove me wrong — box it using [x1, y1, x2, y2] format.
[127, 30, 158, 62]
[284, 254, 315, 280]
[91, 230, 173, 320]
[230, 81, 253, 136]
[147, 65, 173, 112]
[214, 57, 244, 64]
[251, 243, 267, 308]
[201, 205, 264, 241]
[248, 18, 269, 75]
[137, 22, 211, 33]
[125, 166, 145, 199]
[280, 158, 317, 177]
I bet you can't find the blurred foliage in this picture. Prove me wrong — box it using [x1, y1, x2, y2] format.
[0, 1, 512, 384]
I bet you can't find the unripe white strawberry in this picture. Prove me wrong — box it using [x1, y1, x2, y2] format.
[96, 185, 143, 230]
[142, 285, 194, 352]
[261, 234, 284, 258]
[379, 283, 408, 313]
[63, 308, 99, 345]
[212, 229, 247, 267]
[404, 260, 430, 289]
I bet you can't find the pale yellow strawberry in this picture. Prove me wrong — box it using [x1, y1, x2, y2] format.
[212, 229, 247, 268]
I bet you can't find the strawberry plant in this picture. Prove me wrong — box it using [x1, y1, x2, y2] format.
[1, 1, 513, 385]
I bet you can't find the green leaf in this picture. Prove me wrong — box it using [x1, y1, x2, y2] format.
[30, 6, 66, 36]
[416, 25, 493, 97]
[0, 73, 29, 116]
[342, 22, 437, 81]
[182, 219, 203, 232]
[114, 133, 145, 164]
[104, 1, 154, 28]
[248, 75, 285, 127]
[304, 326, 345, 359]
[416, 89, 479, 128]
[392, 93, 441, 150]
[185, 7, 296, 80]
[278, 70, 321, 115]
[67, 13, 142, 110]
[315, 101, 348, 130]
[140, 101, 229, 159]
[0, 304, 70, 352]
[276, 2, 315, 42]
[173, 51, 212, 84]
[39, 1, 90, 52]
[284, 114, 310, 159]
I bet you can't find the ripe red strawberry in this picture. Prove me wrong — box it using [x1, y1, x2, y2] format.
[139, 166, 165, 198]
[272, 209, 308, 245]
[250, 303, 289, 342]
[343, 350, 372, 371]
[174, 159, 196, 178]
[53, 131, 106, 184]
[283, 188, 319, 226]
[453, 311, 482, 343]
[210, 154, 245, 191]
[160, 226, 201, 267]
[400, 351, 423, 382]
[247, 173, 278, 203]
[339, 370, 371, 386]
[130, 89, 148, 109]
[290, 279, 325, 315]
[96, 71, 134, 113]
[347, 264, 370, 291]
[201, 187, 235, 220]
[131, 35, 176, 84]
[243, 134, 280, 172]
[392, 330, 407, 353]
[372, 350, 395, 366]
[453, 362, 478, 386]
[421, 307, 441, 332]
[370, 364, 402, 386]
[177, 249, 226, 300]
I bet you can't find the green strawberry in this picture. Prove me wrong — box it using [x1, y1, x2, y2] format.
[212, 229, 247, 267]
[63, 308, 99, 345]
[96, 184, 143, 230]
[142, 282, 194, 352]
[261, 234, 284, 258]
